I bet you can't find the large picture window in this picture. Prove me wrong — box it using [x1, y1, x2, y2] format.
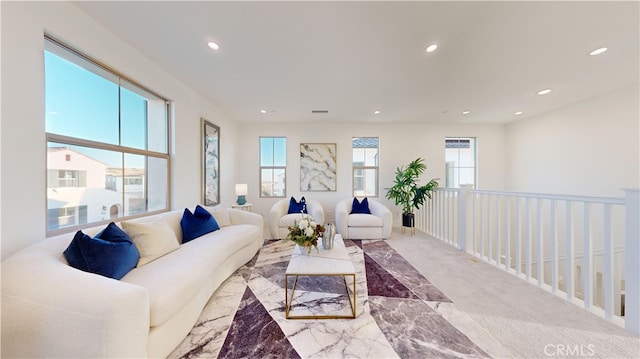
[352, 137, 379, 197]
[45, 36, 170, 233]
[260, 137, 286, 197]
[445, 137, 476, 188]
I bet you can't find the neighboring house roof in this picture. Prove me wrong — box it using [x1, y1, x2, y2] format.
[47, 146, 110, 167]
[352, 137, 379, 148]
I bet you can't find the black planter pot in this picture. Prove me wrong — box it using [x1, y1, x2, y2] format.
[402, 213, 415, 228]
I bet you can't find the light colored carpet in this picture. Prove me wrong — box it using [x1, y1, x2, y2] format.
[385, 228, 640, 359]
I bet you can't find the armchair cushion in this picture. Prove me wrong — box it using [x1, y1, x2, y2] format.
[287, 196, 308, 214]
[351, 197, 371, 214]
[348, 213, 383, 227]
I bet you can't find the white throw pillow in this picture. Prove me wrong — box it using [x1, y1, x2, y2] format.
[121, 221, 180, 266]
[204, 206, 232, 227]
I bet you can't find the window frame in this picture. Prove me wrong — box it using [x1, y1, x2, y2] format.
[352, 137, 379, 198]
[445, 137, 477, 189]
[259, 136, 287, 198]
[45, 35, 171, 237]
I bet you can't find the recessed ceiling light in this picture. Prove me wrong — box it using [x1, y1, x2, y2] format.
[590, 47, 607, 56]
[207, 41, 219, 50]
[515, 111, 523, 116]
[537, 88, 552, 95]
[374, 110, 381, 115]
[462, 110, 470, 115]
[260, 109, 267, 114]
[426, 44, 438, 53]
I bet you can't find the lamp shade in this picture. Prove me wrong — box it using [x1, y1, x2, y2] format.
[235, 183, 248, 196]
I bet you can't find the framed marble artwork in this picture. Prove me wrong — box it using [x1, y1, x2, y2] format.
[300, 143, 337, 191]
[202, 118, 220, 205]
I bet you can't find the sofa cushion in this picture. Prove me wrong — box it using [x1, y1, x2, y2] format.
[64, 222, 140, 280]
[287, 196, 308, 214]
[204, 206, 232, 227]
[351, 197, 371, 214]
[348, 213, 383, 227]
[121, 224, 261, 327]
[121, 221, 180, 266]
[181, 205, 220, 243]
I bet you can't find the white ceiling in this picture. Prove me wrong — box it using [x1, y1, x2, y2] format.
[74, 1, 639, 125]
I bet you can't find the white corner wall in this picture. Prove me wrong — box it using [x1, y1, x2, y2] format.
[1, 1, 239, 259]
[505, 85, 640, 198]
[236, 122, 506, 225]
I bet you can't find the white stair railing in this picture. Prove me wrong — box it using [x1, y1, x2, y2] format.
[418, 186, 639, 335]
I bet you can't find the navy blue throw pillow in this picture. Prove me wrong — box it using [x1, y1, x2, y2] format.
[63, 231, 90, 272]
[287, 196, 308, 214]
[64, 222, 139, 280]
[181, 205, 220, 243]
[351, 197, 371, 214]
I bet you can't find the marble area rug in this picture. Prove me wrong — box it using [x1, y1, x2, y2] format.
[168, 239, 491, 359]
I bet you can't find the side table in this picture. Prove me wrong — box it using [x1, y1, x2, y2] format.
[231, 203, 252, 212]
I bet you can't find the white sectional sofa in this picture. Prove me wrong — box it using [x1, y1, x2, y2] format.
[1, 206, 263, 358]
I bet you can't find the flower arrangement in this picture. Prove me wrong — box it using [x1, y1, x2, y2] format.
[286, 215, 325, 253]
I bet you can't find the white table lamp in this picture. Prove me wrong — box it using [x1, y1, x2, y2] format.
[235, 184, 248, 205]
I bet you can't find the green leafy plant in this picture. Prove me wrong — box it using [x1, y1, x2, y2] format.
[385, 157, 439, 214]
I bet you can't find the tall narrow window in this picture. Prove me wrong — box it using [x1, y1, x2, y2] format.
[445, 137, 476, 188]
[45, 36, 170, 233]
[352, 137, 379, 197]
[260, 137, 286, 197]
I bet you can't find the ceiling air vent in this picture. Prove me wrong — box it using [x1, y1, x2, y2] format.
[311, 110, 329, 114]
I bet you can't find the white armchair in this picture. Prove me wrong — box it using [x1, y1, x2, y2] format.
[335, 198, 392, 239]
[269, 197, 325, 239]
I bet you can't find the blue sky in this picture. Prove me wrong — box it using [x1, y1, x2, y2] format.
[45, 50, 147, 167]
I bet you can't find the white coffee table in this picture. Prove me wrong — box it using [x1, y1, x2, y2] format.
[285, 234, 356, 319]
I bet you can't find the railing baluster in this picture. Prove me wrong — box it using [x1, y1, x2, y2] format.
[516, 197, 521, 276]
[444, 191, 449, 242]
[497, 195, 502, 267]
[537, 198, 544, 286]
[624, 189, 640, 335]
[603, 204, 613, 320]
[583, 203, 593, 309]
[479, 195, 484, 260]
[566, 201, 575, 301]
[550, 199, 558, 293]
[450, 191, 454, 245]
[525, 197, 531, 280]
[488, 195, 493, 264]
[505, 196, 511, 271]
[472, 193, 477, 255]
[440, 191, 444, 240]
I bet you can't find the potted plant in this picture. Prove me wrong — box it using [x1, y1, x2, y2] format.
[385, 157, 439, 228]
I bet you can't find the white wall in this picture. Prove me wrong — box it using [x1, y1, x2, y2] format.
[236, 122, 506, 225]
[0, 2, 239, 259]
[4, 2, 632, 261]
[505, 85, 640, 197]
